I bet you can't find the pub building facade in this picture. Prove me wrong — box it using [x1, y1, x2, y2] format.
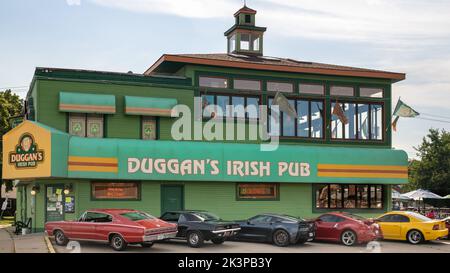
[2, 6, 408, 232]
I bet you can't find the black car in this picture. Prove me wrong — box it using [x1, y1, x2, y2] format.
[234, 213, 316, 247]
[160, 210, 241, 248]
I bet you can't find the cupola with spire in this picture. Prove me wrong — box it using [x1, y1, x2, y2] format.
[224, 5, 266, 56]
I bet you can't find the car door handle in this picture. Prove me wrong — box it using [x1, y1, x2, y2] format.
[333, 224, 339, 229]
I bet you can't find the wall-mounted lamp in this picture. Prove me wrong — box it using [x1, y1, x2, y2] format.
[30, 184, 40, 196]
[64, 184, 73, 195]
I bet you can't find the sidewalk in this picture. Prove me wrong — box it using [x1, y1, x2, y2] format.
[0, 226, 52, 253]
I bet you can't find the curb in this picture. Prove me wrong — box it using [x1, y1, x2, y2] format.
[44, 235, 56, 253]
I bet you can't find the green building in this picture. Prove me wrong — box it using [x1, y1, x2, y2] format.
[2, 6, 408, 232]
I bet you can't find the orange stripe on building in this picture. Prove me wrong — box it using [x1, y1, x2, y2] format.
[59, 104, 116, 113]
[125, 107, 176, 116]
[68, 156, 118, 173]
[317, 164, 408, 179]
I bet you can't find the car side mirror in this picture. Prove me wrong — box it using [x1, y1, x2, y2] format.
[315, 218, 322, 223]
[247, 220, 253, 225]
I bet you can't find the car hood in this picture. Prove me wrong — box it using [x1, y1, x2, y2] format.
[135, 219, 175, 229]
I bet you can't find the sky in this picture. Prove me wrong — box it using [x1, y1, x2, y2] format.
[1, 0, 449, 158]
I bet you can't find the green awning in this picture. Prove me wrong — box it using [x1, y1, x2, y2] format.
[59, 92, 116, 114]
[125, 96, 178, 117]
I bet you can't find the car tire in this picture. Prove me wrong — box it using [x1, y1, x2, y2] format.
[54, 230, 69, 246]
[140, 242, 154, 248]
[340, 230, 357, 246]
[187, 231, 204, 248]
[407, 230, 424, 244]
[272, 229, 290, 247]
[211, 238, 225, 245]
[110, 234, 128, 251]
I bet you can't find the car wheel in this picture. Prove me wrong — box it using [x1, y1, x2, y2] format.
[110, 234, 128, 251]
[187, 231, 204, 248]
[407, 230, 424, 244]
[272, 229, 290, 247]
[341, 230, 357, 246]
[211, 238, 225, 245]
[140, 242, 154, 248]
[54, 230, 69, 246]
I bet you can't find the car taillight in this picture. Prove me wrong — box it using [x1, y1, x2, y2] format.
[433, 224, 439, 230]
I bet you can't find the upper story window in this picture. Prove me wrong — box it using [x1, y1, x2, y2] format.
[331, 102, 383, 140]
[331, 86, 354, 97]
[201, 94, 260, 120]
[267, 81, 294, 93]
[69, 113, 104, 138]
[233, 79, 261, 91]
[199, 76, 228, 89]
[299, 83, 325, 95]
[141, 116, 158, 140]
[268, 97, 324, 138]
[360, 87, 383, 98]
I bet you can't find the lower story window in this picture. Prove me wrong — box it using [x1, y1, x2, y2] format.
[315, 184, 384, 209]
[91, 182, 140, 200]
[237, 183, 279, 200]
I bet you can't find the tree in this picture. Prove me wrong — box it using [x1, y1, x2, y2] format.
[0, 89, 23, 193]
[407, 129, 450, 196]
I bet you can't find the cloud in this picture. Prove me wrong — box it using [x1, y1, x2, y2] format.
[67, 0, 81, 6]
[88, 0, 450, 46]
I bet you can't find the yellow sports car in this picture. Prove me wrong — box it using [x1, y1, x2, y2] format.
[375, 211, 448, 244]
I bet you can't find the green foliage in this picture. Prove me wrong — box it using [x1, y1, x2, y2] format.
[0, 89, 23, 190]
[407, 129, 450, 196]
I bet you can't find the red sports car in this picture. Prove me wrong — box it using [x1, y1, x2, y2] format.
[45, 209, 178, 251]
[314, 212, 382, 246]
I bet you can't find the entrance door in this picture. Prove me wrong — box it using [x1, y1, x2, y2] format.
[161, 185, 184, 215]
[45, 185, 65, 222]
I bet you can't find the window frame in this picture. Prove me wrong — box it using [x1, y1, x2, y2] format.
[314, 184, 385, 211]
[68, 113, 105, 138]
[268, 95, 326, 139]
[140, 116, 159, 140]
[199, 76, 229, 89]
[201, 91, 262, 121]
[236, 183, 280, 201]
[90, 181, 141, 201]
[330, 100, 385, 142]
[233, 78, 262, 91]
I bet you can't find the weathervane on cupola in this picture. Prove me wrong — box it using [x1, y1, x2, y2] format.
[224, 2, 267, 56]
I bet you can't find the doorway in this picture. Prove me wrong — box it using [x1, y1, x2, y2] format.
[160, 185, 184, 215]
[45, 184, 65, 222]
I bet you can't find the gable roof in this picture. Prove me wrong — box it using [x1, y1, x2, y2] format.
[234, 5, 257, 16]
[144, 53, 406, 82]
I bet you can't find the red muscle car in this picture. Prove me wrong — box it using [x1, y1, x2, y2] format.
[45, 209, 178, 251]
[313, 212, 382, 246]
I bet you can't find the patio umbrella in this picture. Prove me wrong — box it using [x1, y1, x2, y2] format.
[402, 189, 443, 200]
[392, 189, 412, 201]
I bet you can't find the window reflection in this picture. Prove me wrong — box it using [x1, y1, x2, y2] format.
[297, 100, 309, 137]
[316, 184, 383, 209]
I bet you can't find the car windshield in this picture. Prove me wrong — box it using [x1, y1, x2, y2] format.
[193, 212, 221, 221]
[405, 212, 432, 222]
[278, 215, 302, 222]
[343, 213, 366, 221]
[120, 211, 156, 221]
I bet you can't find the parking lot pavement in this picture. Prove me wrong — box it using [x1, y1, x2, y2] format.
[51, 238, 450, 253]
